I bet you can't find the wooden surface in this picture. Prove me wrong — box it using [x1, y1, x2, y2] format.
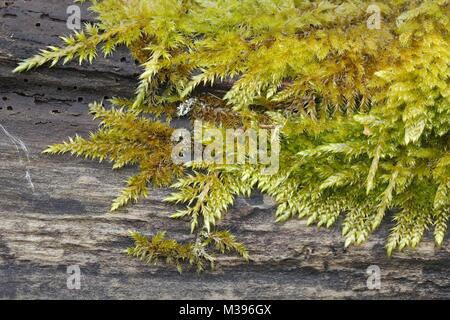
[1, 0, 450, 300]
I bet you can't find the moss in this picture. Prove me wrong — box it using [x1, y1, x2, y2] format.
[15, 0, 450, 271]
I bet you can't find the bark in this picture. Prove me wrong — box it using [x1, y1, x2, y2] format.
[1, 0, 450, 300]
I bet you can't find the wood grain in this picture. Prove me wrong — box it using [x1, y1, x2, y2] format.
[1, 0, 450, 299]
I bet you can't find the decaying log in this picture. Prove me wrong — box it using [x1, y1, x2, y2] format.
[1, 0, 450, 300]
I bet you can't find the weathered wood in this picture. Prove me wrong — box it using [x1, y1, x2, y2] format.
[1, 0, 450, 300]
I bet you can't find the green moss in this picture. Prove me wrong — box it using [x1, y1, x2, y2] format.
[15, 0, 449, 271]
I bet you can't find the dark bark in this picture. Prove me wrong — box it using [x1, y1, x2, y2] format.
[1, 0, 450, 300]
